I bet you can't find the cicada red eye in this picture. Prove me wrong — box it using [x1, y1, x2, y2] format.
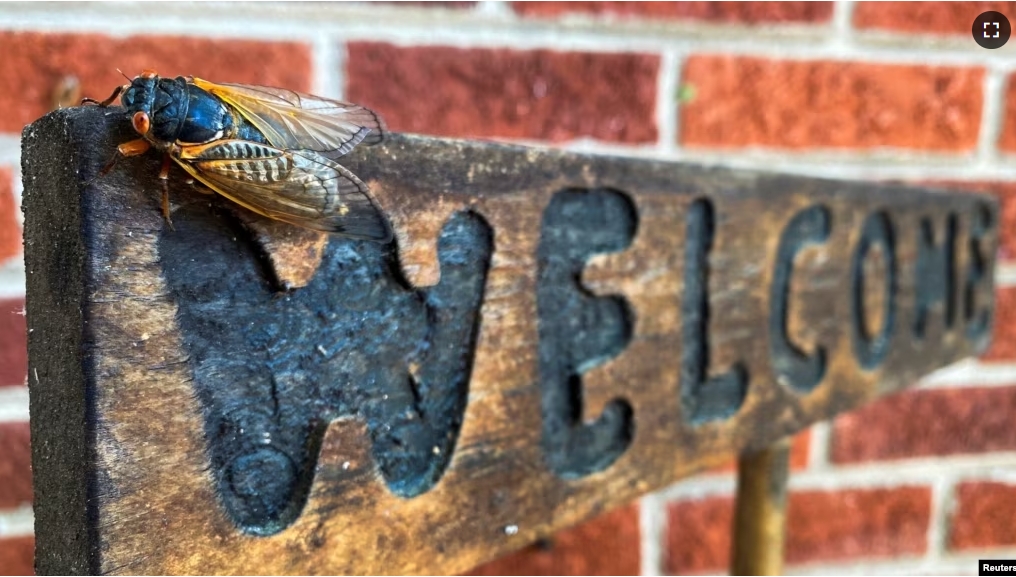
[132, 111, 151, 136]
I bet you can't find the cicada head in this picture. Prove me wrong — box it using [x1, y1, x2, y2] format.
[120, 70, 189, 147]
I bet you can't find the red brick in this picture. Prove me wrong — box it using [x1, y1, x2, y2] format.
[0, 422, 31, 508]
[983, 286, 1016, 362]
[665, 495, 733, 575]
[832, 386, 1016, 463]
[997, 74, 1016, 153]
[786, 486, 931, 564]
[0, 167, 20, 265]
[346, 43, 658, 144]
[854, 2, 1016, 35]
[949, 481, 1016, 550]
[467, 504, 639, 576]
[512, 1, 832, 23]
[0, 536, 33, 576]
[0, 299, 26, 388]
[665, 487, 931, 573]
[0, 32, 311, 134]
[680, 56, 984, 151]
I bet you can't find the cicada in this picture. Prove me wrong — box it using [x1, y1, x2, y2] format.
[85, 70, 391, 242]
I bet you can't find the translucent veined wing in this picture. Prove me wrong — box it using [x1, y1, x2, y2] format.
[175, 139, 392, 241]
[189, 77, 386, 160]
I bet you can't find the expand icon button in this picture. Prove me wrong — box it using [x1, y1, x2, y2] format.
[973, 11, 1011, 49]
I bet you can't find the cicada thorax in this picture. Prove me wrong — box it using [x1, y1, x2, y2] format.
[121, 75, 267, 147]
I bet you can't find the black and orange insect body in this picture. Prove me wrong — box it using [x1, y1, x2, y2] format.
[85, 70, 391, 241]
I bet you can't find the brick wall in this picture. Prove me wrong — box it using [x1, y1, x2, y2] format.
[1, 1, 1015, 575]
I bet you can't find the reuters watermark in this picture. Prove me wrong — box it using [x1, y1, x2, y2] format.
[981, 560, 1016, 576]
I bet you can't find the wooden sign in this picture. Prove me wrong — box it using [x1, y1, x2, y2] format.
[23, 107, 997, 575]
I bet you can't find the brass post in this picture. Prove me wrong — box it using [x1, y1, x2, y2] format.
[730, 437, 791, 576]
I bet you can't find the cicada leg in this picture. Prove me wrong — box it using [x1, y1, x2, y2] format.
[96, 138, 151, 178]
[159, 153, 176, 231]
[81, 84, 125, 107]
[84, 138, 151, 187]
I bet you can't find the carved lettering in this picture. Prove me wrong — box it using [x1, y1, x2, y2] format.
[160, 205, 492, 533]
[681, 199, 748, 424]
[914, 214, 958, 338]
[965, 203, 994, 344]
[537, 188, 636, 479]
[851, 212, 897, 370]
[770, 205, 831, 393]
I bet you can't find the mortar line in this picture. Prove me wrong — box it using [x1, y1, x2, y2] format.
[0, 136, 20, 168]
[334, 41, 349, 101]
[925, 474, 954, 562]
[0, 263, 25, 300]
[311, 33, 342, 100]
[918, 359, 1016, 388]
[805, 420, 832, 471]
[830, 0, 855, 48]
[474, 1, 514, 19]
[639, 494, 665, 576]
[977, 64, 1008, 167]
[12, 172, 23, 226]
[0, 504, 33, 538]
[0, 7, 826, 50]
[997, 263, 1016, 287]
[655, 48, 680, 155]
[0, 386, 29, 421]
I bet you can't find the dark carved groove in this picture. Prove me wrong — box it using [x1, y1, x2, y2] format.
[965, 203, 994, 344]
[914, 214, 958, 339]
[537, 188, 637, 480]
[159, 202, 492, 535]
[680, 199, 748, 424]
[850, 212, 897, 370]
[769, 205, 831, 393]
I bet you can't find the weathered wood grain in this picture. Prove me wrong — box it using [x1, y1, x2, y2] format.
[23, 106, 997, 575]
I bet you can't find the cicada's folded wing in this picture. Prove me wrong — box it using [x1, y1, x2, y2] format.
[176, 140, 392, 241]
[190, 78, 386, 160]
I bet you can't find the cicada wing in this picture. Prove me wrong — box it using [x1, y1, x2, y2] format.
[175, 140, 392, 241]
[189, 78, 386, 159]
